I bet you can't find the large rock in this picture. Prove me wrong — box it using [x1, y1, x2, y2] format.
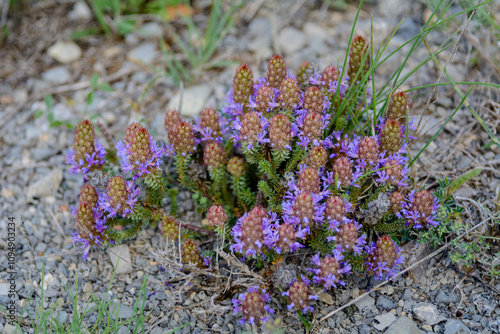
[444, 319, 471, 334]
[471, 292, 497, 316]
[413, 302, 445, 325]
[26, 169, 63, 200]
[385, 316, 423, 334]
[108, 244, 133, 274]
[373, 312, 397, 331]
[167, 84, 213, 117]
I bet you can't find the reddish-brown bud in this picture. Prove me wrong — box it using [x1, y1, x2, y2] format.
[278, 78, 300, 110]
[266, 55, 287, 89]
[269, 114, 292, 151]
[233, 64, 254, 105]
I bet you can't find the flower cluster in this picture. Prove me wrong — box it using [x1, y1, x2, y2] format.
[66, 120, 106, 177]
[66, 35, 443, 326]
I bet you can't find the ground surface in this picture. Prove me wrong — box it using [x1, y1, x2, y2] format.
[0, 0, 500, 333]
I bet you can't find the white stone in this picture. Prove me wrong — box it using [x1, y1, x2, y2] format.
[42, 66, 71, 84]
[43, 273, 57, 290]
[373, 312, 397, 331]
[167, 84, 213, 117]
[355, 295, 376, 313]
[69, 1, 92, 21]
[26, 169, 63, 200]
[109, 244, 133, 274]
[47, 41, 82, 64]
[413, 302, 445, 325]
[127, 42, 158, 64]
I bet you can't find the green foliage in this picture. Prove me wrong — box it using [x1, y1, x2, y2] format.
[159, 0, 242, 84]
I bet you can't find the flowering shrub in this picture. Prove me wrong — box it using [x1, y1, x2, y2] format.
[67, 35, 441, 325]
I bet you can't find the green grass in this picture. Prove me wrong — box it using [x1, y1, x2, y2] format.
[0, 257, 189, 333]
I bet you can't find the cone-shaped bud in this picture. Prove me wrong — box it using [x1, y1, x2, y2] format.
[390, 192, 404, 214]
[170, 121, 196, 155]
[125, 122, 142, 145]
[318, 256, 341, 285]
[412, 190, 434, 226]
[332, 157, 353, 187]
[348, 35, 370, 83]
[278, 78, 300, 110]
[164, 109, 182, 134]
[325, 196, 346, 223]
[241, 290, 266, 322]
[73, 120, 97, 169]
[296, 61, 310, 87]
[228, 156, 245, 177]
[207, 204, 228, 228]
[358, 137, 379, 166]
[240, 206, 268, 255]
[320, 65, 338, 89]
[255, 86, 274, 113]
[303, 86, 324, 114]
[266, 55, 287, 89]
[386, 90, 408, 123]
[379, 119, 402, 155]
[241, 111, 262, 146]
[269, 114, 291, 151]
[203, 142, 226, 170]
[336, 221, 359, 250]
[385, 159, 403, 186]
[181, 239, 203, 267]
[292, 192, 315, 227]
[75, 202, 101, 246]
[233, 64, 254, 105]
[288, 280, 311, 313]
[370, 235, 397, 271]
[276, 223, 298, 253]
[79, 184, 98, 204]
[302, 112, 322, 142]
[199, 107, 221, 138]
[298, 168, 320, 194]
[160, 215, 179, 240]
[107, 176, 130, 216]
[126, 123, 152, 166]
[306, 146, 328, 169]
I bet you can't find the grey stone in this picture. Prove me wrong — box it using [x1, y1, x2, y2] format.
[472, 292, 498, 316]
[355, 295, 376, 314]
[278, 27, 306, 55]
[247, 17, 272, 61]
[373, 312, 397, 331]
[108, 245, 133, 274]
[127, 42, 158, 64]
[377, 295, 397, 310]
[385, 316, 424, 334]
[413, 302, 445, 325]
[488, 319, 500, 333]
[167, 84, 213, 117]
[3, 324, 23, 334]
[399, 240, 435, 283]
[138, 22, 163, 38]
[69, 1, 92, 20]
[444, 319, 471, 334]
[412, 115, 440, 138]
[435, 289, 460, 304]
[41, 66, 71, 84]
[36, 242, 48, 253]
[26, 169, 63, 200]
[47, 41, 82, 64]
[109, 302, 135, 319]
[54, 310, 68, 323]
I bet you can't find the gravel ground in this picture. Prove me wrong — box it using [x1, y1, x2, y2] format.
[0, 0, 499, 333]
